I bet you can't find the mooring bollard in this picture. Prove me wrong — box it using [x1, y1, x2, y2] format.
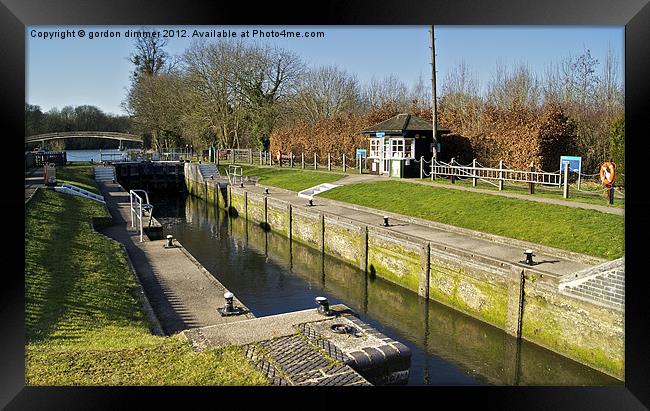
[383, 216, 389, 227]
[523, 249, 535, 266]
[315, 296, 332, 315]
[224, 292, 234, 313]
[217, 291, 247, 316]
[164, 235, 174, 248]
[307, 198, 314, 207]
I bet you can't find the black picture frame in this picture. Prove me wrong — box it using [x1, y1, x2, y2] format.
[3, 0, 649, 408]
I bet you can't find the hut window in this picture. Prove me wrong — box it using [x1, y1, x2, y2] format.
[391, 139, 404, 158]
[404, 139, 414, 159]
[370, 138, 382, 157]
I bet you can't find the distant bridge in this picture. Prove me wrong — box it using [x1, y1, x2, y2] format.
[25, 131, 143, 147]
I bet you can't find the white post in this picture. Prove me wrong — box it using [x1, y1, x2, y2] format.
[577, 170, 581, 191]
[302, 152, 305, 169]
[130, 191, 134, 228]
[314, 153, 317, 170]
[328, 153, 331, 171]
[420, 156, 424, 179]
[249, 148, 253, 165]
[139, 202, 143, 242]
[343, 154, 347, 173]
[472, 158, 477, 187]
[563, 162, 570, 199]
[431, 158, 435, 181]
[499, 160, 504, 191]
[259, 150, 262, 166]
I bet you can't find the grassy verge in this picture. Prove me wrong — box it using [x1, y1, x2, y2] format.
[55, 164, 100, 194]
[218, 164, 345, 192]
[423, 176, 625, 209]
[25, 188, 268, 385]
[320, 180, 624, 260]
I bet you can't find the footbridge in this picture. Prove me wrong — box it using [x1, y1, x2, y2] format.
[25, 131, 143, 148]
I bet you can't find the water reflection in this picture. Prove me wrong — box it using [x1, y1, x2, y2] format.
[153, 193, 620, 386]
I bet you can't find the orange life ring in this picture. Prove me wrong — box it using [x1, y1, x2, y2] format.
[600, 161, 616, 186]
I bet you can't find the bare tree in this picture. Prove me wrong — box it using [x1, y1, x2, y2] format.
[129, 32, 169, 78]
[292, 66, 361, 123]
[361, 75, 409, 110]
[487, 62, 540, 111]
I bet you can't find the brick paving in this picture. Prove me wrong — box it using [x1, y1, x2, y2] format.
[560, 258, 625, 310]
[244, 332, 371, 386]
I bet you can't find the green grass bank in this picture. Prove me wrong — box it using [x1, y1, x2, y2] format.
[218, 164, 344, 192]
[25, 187, 268, 385]
[319, 180, 624, 260]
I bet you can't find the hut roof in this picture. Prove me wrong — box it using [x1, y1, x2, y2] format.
[361, 113, 450, 134]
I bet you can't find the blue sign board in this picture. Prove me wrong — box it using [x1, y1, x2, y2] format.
[376, 132, 385, 137]
[356, 149, 367, 159]
[560, 156, 582, 173]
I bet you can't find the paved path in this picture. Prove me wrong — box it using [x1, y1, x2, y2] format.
[24, 168, 44, 203]
[246, 182, 604, 283]
[97, 179, 255, 335]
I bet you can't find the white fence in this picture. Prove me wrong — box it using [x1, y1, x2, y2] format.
[425, 158, 562, 188]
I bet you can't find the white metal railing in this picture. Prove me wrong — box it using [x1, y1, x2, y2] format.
[225, 164, 243, 185]
[129, 189, 153, 242]
[430, 158, 562, 187]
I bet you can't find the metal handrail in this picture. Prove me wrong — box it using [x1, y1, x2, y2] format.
[129, 189, 153, 242]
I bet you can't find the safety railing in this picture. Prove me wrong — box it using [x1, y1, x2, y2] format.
[129, 189, 153, 242]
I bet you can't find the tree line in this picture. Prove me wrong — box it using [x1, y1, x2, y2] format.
[122, 36, 431, 153]
[25, 104, 132, 150]
[125, 35, 623, 174]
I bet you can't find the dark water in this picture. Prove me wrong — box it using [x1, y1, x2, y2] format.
[152, 193, 621, 386]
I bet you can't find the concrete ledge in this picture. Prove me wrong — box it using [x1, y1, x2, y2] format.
[182, 304, 352, 350]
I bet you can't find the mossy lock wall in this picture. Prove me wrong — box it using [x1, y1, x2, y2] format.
[184, 164, 623, 380]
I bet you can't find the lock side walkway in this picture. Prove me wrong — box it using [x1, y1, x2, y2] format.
[96, 179, 255, 335]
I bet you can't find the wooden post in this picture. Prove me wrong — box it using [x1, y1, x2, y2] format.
[562, 162, 569, 199]
[328, 153, 331, 171]
[343, 154, 347, 173]
[279, 151, 282, 167]
[231, 149, 235, 164]
[528, 161, 535, 194]
[216, 149, 220, 166]
[249, 148, 253, 165]
[499, 160, 504, 191]
[314, 153, 317, 170]
[472, 158, 477, 187]
[301, 152, 305, 169]
[608, 185, 614, 205]
[290, 152, 294, 168]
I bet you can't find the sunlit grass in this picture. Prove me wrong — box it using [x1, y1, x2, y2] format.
[56, 165, 100, 194]
[219, 164, 344, 192]
[320, 180, 624, 260]
[25, 189, 269, 385]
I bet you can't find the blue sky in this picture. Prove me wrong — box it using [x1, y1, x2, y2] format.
[26, 26, 624, 115]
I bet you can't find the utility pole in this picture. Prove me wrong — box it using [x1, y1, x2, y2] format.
[429, 26, 438, 160]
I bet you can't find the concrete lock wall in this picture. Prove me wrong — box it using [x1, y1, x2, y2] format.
[184, 164, 624, 380]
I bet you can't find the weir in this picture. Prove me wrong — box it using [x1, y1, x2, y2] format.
[182, 162, 624, 381]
